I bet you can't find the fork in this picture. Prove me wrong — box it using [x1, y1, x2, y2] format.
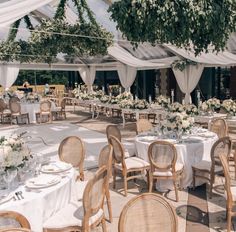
[18, 191, 24, 199]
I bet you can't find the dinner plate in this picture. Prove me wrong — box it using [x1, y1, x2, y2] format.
[41, 162, 72, 174]
[25, 174, 61, 189]
[0, 193, 14, 205]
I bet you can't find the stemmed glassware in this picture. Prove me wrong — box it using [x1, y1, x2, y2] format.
[3, 169, 17, 192]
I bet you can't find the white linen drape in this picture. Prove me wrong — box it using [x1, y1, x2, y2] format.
[172, 64, 204, 104]
[0, 0, 54, 27]
[117, 64, 137, 92]
[0, 64, 19, 90]
[78, 66, 96, 93]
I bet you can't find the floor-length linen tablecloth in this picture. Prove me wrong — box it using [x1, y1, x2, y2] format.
[135, 133, 218, 190]
[0, 169, 75, 232]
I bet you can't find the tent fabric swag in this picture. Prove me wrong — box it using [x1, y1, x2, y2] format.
[0, 64, 19, 90]
[78, 66, 96, 93]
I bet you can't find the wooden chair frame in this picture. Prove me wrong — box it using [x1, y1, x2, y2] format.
[98, 145, 113, 222]
[208, 118, 228, 138]
[38, 100, 52, 123]
[136, 118, 153, 135]
[106, 125, 122, 142]
[118, 193, 177, 232]
[192, 137, 232, 198]
[9, 101, 29, 125]
[109, 136, 150, 197]
[219, 154, 236, 232]
[58, 136, 85, 181]
[0, 210, 31, 229]
[148, 141, 183, 202]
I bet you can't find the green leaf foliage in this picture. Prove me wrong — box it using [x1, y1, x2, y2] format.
[109, 0, 236, 55]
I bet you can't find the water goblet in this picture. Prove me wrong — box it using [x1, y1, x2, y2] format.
[3, 169, 17, 192]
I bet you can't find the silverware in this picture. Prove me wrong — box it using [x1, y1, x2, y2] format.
[14, 192, 21, 200]
[18, 191, 24, 199]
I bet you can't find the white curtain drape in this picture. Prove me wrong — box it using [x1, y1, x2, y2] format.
[172, 64, 204, 104]
[0, 0, 54, 27]
[0, 64, 20, 90]
[78, 66, 96, 93]
[117, 64, 137, 92]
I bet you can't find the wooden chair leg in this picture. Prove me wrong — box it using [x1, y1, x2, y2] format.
[227, 210, 232, 232]
[173, 180, 179, 202]
[124, 174, 128, 197]
[105, 190, 112, 223]
[80, 171, 84, 181]
[101, 217, 107, 232]
[146, 170, 150, 190]
[149, 174, 153, 192]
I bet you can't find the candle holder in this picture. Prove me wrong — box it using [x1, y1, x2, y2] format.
[171, 89, 174, 103]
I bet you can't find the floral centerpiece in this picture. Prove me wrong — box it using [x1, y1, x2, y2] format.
[221, 99, 236, 117]
[100, 95, 110, 103]
[108, 96, 119, 105]
[116, 91, 133, 102]
[119, 99, 135, 109]
[184, 104, 199, 116]
[155, 95, 170, 108]
[200, 98, 221, 113]
[168, 102, 185, 113]
[134, 99, 149, 110]
[161, 112, 194, 134]
[94, 90, 104, 99]
[0, 133, 30, 171]
[26, 93, 41, 102]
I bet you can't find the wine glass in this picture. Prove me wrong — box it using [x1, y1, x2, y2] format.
[34, 153, 44, 176]
[3, 169, 17, 192]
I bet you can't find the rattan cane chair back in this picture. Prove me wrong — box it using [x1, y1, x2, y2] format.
[118, 193, 177, 232]
[0, 99, 7, 112]
[9, 101, 21, 114]
[0, 211, 31, 229]
[9, 97, 20, 104]
[148, 141, 177, 172]
[58, 136, 85, 180]
[136, 119, 153, 134]
[109, 136, 125, 165]
[106, 125, 122, 142]
[82, 166, 108, 230]
[208, 118, 228, 138]
[40, 100, 51, 113]
[98, 144, 113, 176]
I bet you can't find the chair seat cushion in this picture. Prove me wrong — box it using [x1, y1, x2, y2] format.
[43, 201, 104, 229]
[192, 160, 222, 172]
[74, 181, 88, 201]
[153, 163, 184, 177]
[115, 157, 150, 170]
[123, 140, 136, 157]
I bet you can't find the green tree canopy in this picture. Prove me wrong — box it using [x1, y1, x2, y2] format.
[109, 0, 236, 55]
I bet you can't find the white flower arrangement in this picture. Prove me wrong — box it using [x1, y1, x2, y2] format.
[116, 91, 133, 101]
[200, 98, 221, 112]
[168, 102, 185, 113]
[108, 96, 119, 105]
[161, 112, 194, 133]
[0, 133, 30, 171]
[134, 99, 149, 110]
[119, 99, 135, 109]
[155, 95, 170, 108]
[26, 93, 41, 102]
[100, 95, 110, 103]
[184, 104, 199, 116]
[222, 99, 236, 116]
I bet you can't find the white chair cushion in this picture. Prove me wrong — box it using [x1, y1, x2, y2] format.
[153, 163, 184, 177]
[192, 160, 222, 172]
[43, 201, 104, 229]
[115, 157, 150, 170]
[75, 181, 88, 201]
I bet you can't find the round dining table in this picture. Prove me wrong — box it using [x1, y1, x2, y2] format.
[0, 163, 76, 232]
[135, 130, 218, 191]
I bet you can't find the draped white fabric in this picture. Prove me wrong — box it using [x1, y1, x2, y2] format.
[117, 64, 137, 91]
[78, 66, 96, 92]
[0, 0, 54, 27]
[172, 64, 204, 104]
[0, 64, 19, 89]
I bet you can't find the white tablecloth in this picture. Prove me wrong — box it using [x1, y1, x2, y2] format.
[135, 132, 218, 190]
[194, 113, 227, 124]
[0, 169, 75, 232]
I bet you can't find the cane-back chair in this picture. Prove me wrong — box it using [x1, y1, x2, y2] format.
[208, 118, 228, 138]
[0, 211, 31, 229]
[136, 119, 153, 134]
[148, 141, 184, 202]
[43, 166, 108, 232]
[37, 100, 52, 123]
[9, 101, 29, 124]
[58, 136, 85, 181]
[192, 137, 231, 198]
[109, 136, 150, 196]
[118, 193, 177, 232]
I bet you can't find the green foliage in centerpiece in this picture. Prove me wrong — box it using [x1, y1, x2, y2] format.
[109, 0, 236, 55]
[221, 99, 236, 116]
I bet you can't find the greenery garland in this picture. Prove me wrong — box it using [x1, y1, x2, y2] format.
[109, 0, 236, 55]
[0, 0, 113, 63]
[171, 60, 197, 71]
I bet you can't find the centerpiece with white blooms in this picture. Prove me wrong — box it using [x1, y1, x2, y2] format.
[221, 99, 236, 118]
[168, 102, 185, 113]
[155, 95, 170, 109]
[200, 98, 221, 114]
[184, 104, 199, 116]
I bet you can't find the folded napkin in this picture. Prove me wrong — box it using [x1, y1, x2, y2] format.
[42, 162, 71, 172]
